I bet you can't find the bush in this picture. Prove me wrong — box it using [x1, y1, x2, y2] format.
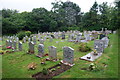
[42, 68, 48, 75]
[17, 31, 26, 40]
[25, 31, 31, 37]
[79, 43, 91, 52]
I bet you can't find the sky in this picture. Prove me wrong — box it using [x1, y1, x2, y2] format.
[0, 0, 115, 13]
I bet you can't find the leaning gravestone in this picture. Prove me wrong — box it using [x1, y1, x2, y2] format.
[48, 46, 57, 60]
[28, 41, 34, 54]
[18, 42, 22, 51]
[37, 44, 44, 57]
[101, 37, 109, 48]
[61, 47, 74, 66]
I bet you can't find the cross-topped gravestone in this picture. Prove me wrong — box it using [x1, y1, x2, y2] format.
[48, 46, 57, 60]
[63, 47, 74, 64]
[94, 40, 104, 53]
[28, 41, 34, 54]
[37, 44, 44, 57]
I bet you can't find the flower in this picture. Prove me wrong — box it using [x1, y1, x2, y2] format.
[6, 46, 12, 49]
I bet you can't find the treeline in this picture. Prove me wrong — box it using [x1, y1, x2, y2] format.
[1, 1, 120, 35]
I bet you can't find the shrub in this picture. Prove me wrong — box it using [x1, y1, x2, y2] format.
[42, 68, 48, 75]
[79, 43, 91, 52]
[25, 31, 31, 37]
[17, 31, 26, 40]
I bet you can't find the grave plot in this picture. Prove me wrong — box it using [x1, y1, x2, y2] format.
[32, 64, 71, 79]
[80, 40, 105, 61]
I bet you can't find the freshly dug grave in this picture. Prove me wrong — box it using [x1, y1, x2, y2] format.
[32, 64, 72, 80]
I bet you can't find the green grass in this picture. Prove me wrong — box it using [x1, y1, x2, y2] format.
[1, 34, 118, 78]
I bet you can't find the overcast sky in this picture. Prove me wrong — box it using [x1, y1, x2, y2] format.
[0, 0, 115, 13]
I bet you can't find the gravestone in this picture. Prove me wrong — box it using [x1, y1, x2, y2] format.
[101, 37, 109, 48]
[49, 37, 53, 42]
[13, 40, 17, 49]
[33, 36, 36, 44]
[94, 40, 104, 53]
[23, 37, 26, 43]
[40, 39, 44, 44]
[61, 32, 65, 39]
[6, 40, 9, 47]
[16, 37, 19, 43]
[18, 42, 22, 51]
[62, 47, 74, 65]
[37, 44, 44, 57]
[76, 33, 82, 42]
[28, 41, 34, 54]
[28, 38, 31, 43]
[48, 46, 57, 60]
[9, 40, 12, 47]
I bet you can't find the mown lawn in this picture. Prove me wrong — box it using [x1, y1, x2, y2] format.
[1, 33, 118, 78]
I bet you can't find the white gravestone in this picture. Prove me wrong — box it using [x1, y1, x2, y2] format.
[48, 46, 57, 60]
[61, 47, 74, 66]
[18, 42, 22, 51]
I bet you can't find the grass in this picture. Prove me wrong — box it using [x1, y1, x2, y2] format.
[1, 33, 118, 78]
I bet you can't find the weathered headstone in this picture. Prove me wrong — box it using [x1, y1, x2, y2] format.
[33, 36, 36, 44]
[62, 47, 74, 65]
[61, 32, 65, 39]
[13, 40, 17, 49]
[9, 40, 12, 47]
[6, 40, 9, 47]
[94, 40, 104, 53]
[37, 44, 44, 57]
[18, 42, 22, 51]
[101, 37, 109, 48]
[48, 46, 57, 60]
[28, 41, 34, 54]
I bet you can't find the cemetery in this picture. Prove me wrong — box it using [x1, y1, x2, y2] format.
[0, 29, 119, 79]
[0, 0, 119, 79]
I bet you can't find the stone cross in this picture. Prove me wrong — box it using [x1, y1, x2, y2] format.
[48, 46, 57, 60]
[63, 47, 74, 64]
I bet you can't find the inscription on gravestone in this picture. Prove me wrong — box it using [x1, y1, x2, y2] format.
[63, 47, 74, 64]
[48, 46, 57, 60]
[94, 40, 104, 53]
[37, 44, 44, 57]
